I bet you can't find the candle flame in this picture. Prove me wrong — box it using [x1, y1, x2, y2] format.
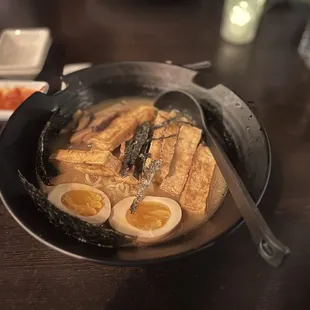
[231, 5, 251, 26]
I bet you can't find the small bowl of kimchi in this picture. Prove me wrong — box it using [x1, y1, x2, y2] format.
[0, 80, 49, 121]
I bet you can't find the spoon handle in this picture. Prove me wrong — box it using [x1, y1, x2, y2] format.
[182, 61, 212, 71]
[164, 60, 212, 71]
[206, 129, 290, 267]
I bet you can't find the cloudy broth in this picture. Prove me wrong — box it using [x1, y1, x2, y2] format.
[43, 97, 227, 246]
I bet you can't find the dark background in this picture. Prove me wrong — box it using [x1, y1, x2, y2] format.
[1, 0, 310, 309]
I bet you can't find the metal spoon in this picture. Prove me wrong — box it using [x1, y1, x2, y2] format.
[154, 90, 290, 267]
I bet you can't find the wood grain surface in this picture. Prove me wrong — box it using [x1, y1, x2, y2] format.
[1, 1, 310, 309]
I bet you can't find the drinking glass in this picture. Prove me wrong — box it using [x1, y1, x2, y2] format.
[220, 0, 266, 45]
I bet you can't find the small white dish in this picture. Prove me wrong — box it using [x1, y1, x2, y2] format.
[0, 28, 51, 80]
[0, 80, 49, 121]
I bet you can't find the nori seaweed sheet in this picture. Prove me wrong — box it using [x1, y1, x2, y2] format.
[120, 122, 153, 178]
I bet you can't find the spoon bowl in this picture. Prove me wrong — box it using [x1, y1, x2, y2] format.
[154, 90, 290, 267]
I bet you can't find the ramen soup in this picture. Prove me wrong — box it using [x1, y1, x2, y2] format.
[40, 98, 227, 246]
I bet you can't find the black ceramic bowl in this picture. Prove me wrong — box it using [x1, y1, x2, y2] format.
[0, 62, 271, 265]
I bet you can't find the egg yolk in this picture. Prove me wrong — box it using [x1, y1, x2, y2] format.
[126, 201, 171, 231]
[61, 190, 103, 216]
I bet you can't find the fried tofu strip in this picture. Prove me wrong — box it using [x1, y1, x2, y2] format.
[70, 104, 132, 145]
[180, 145, 216, 212]
[91, 102, 130, 119]
[51, 149, 121, 176]
[70, 128, 96, 145]
[126, 105, 156, 124]
[60, 109, 83, 134]
[91, 116, 137, 151]
[90, 106, 156, 151]
[75, 111, 92, 132]
[51, 149, 116, 165]
[148, 111, 170, 161]
[160, 125, 202, 198]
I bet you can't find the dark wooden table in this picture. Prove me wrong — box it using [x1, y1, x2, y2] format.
[1, 1, 310, 309]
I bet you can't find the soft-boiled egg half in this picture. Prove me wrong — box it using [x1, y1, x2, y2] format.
[48, 183, 111, 225]
[109, 196, 182, 241]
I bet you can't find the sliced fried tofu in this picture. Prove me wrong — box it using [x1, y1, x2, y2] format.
[81, 131, 98, 143]
[160, 125, 202, 198]
[70, 113, 116, 145]
[90, 116, 138, 151]
[75, 111, 92, 131]
[90, 106, 156, 151]
[91, 103, 131, 120]
[51, 149, 121, 176]
[180, 145, 216, 212]
[132, 105, 157, 125]
[148, 111, 170, 161]
[70, 104, 132, 145]
[70, 127, 94, 145]
[60, 109, 83, 135]
[51, 149, 116, 165]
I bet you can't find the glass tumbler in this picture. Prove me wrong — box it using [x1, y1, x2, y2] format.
[220, 0, 266, 45]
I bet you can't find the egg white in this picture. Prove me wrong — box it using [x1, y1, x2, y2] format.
[48, 183, 111, 225]
[109, 196, 182, 241]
